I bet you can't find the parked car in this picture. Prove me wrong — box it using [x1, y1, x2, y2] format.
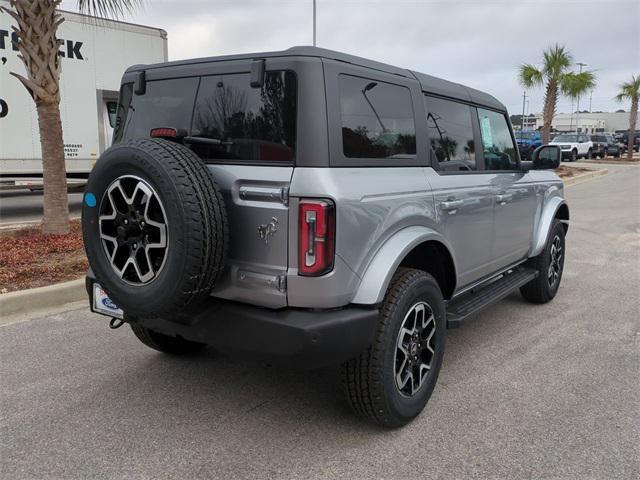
[620, 131, 640, 153]
[590, 134, 621, 158]
[82, 47, 569, 427]
[516, 130, 543, 160]
[550, 133, 593, 161]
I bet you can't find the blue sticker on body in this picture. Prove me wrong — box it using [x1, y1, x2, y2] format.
[84, 192, 97, 207]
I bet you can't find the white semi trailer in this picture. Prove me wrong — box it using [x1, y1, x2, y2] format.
[0, 2, 167, 189]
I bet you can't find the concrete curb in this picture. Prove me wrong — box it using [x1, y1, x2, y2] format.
[578, 159, 639, 166]
[0, 215, 81, 231]
[0, 278, 86, 319]
[563, 167, 608, 187]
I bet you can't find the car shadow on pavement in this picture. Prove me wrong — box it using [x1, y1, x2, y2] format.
[86, 290, 542, 437]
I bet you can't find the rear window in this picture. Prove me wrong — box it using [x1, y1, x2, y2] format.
[191, 71, 297, 163]
[118, 77, 199, 142]
[114, 71, 297, 164]
[339, 75, 416, 159]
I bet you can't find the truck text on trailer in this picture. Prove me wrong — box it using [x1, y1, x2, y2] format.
[0, 1, 167, 191]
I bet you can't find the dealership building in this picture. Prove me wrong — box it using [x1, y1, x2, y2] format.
[520, 111, 631, 133]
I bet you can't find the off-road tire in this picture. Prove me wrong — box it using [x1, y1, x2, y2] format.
[570, 149, 577, 162]
[82, 138, 228, 318]
[341, 268, 446, 428]
[520, 219, 565, 304]
[130, 324, 206, 354]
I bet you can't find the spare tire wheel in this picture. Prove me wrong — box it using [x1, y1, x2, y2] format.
[82, 138, 228, 318]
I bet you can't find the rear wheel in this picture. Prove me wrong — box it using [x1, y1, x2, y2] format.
[131, 324, 206, 355]
[341, 268, 446, 428]
[82, 139, 228, 318]
[520, 219, 565, 304]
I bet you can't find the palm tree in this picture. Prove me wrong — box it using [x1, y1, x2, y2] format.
[1, 0, 140, 234]
[615, 75, 640, 160]
[519, 44, 596, 144]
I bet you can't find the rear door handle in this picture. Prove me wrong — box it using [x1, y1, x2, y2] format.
[440, 199, 464, 211]
[495, 193, 513, 204]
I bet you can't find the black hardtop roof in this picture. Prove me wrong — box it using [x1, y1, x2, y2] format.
[127, 46, 505, 111]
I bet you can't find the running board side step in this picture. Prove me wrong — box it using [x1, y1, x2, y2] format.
[446, 267, 538, 328]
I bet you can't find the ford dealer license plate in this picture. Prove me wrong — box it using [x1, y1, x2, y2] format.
[92, 283, 124, 319]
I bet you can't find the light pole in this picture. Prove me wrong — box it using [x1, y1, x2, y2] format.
[521, 91, 527, 140]
[575, 62, 587, 132]
[362, 82, 387, 132]
[313, 0, 317, 46]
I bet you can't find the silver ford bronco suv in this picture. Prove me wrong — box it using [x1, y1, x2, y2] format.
[82, 47, 568, 427]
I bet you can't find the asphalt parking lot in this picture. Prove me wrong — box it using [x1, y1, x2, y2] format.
[1, 163, 639, 480]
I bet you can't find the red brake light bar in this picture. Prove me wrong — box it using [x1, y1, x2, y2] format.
[298, 199, 335, 276]
[150, 127, 178, 138]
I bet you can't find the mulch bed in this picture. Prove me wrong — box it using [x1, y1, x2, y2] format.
[555, 165, 594, 179]
[0, 220, 87, 293]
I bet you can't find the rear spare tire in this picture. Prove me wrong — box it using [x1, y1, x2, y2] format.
[82, 139, 228, 317]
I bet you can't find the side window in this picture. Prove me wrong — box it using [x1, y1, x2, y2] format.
[477, 108, 518, 171]
[339, 75, 416, 158]
[121, 77, 199, 141]
[424, 95, 476, 172]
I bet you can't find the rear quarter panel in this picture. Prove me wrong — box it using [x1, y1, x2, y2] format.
[287, 167, 439, 308]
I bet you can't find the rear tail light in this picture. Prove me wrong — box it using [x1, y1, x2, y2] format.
[150, 127, 178, 138]
[298, 199, 335, 276]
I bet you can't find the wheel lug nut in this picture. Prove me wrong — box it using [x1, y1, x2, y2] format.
[124, 219, 128, 224]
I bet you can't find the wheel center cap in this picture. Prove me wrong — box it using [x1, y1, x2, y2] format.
[410, 342, 418, 356]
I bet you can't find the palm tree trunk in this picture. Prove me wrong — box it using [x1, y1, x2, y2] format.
[37, 100, 69, 234]
[541, 80, 558, 144]
[628, 97, 638, 160]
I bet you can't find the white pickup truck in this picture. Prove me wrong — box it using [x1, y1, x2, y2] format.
[550, 133, 594, 162]
[0, 1, 167, 190]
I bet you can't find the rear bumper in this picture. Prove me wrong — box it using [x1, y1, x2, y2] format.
[86, 275, 378, 369]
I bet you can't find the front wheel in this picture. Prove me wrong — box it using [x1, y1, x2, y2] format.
[520, 219, 565, 304]
[341, 268, 446, 427]
[570, 149, 578, 162]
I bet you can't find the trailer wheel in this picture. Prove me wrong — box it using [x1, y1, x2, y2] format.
[82, 139, 228, 317]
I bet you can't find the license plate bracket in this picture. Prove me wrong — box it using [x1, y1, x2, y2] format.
[91, 283, 124, 319]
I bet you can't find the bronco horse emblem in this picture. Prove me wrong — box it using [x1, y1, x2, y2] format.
[258, 217, 279, 244]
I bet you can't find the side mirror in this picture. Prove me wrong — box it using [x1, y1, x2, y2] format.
[532, 145, 561, 170]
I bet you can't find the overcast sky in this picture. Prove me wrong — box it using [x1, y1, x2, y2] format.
[61, 0, 639, 115]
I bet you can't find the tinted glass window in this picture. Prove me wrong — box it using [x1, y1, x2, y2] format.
[425, 96, 476, 171]
[106, 101, 118, 128]
[477, 108, 518, 170]
[113, 83, 133, 143]
[191, 71, 297, 163]
[340, 75, 416, 158]
[120, 77, 199, 141]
